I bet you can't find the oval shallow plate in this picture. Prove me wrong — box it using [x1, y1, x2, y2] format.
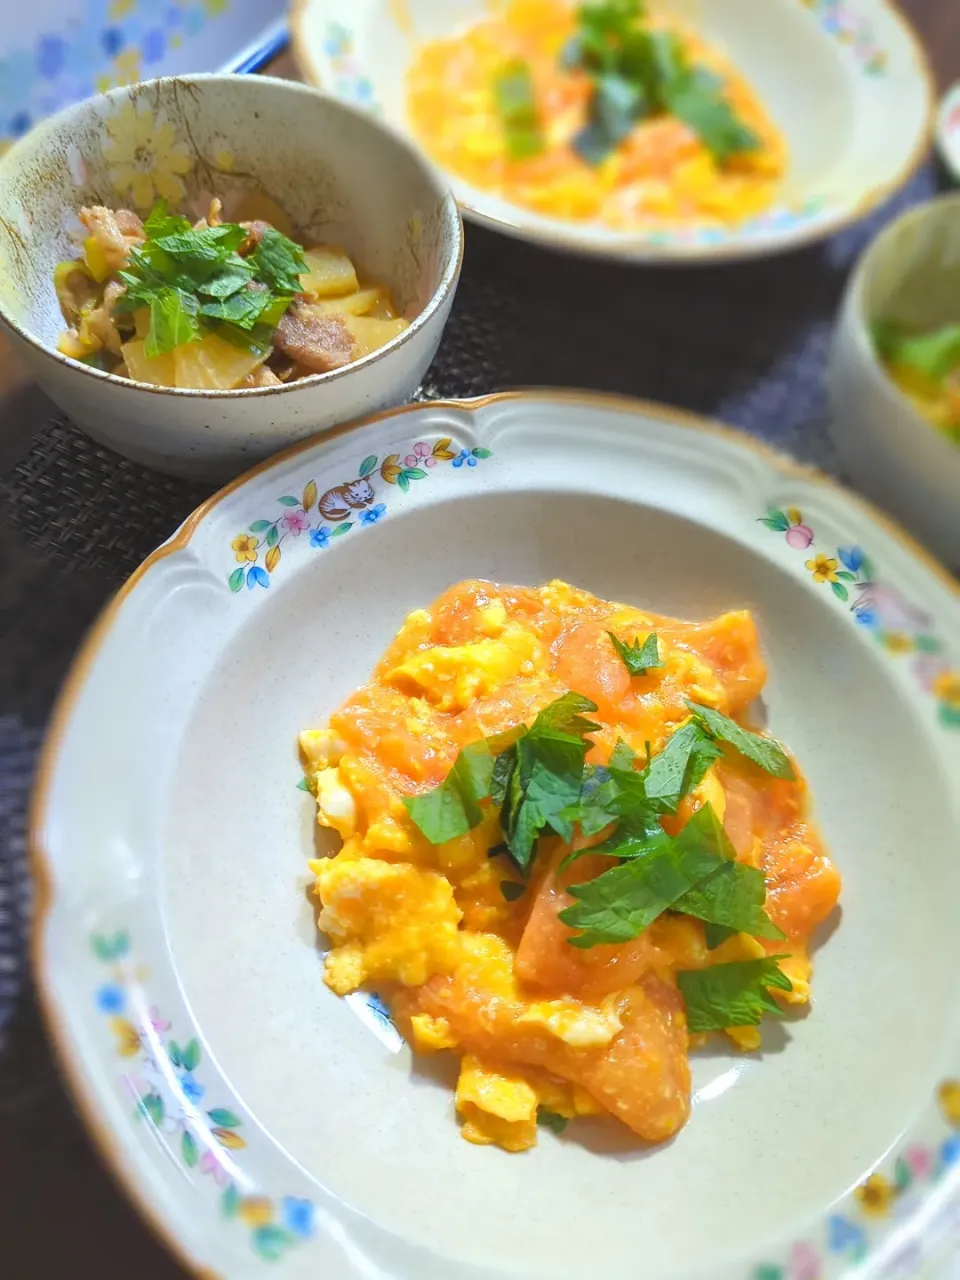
[32, 391, 960, 1279]
[290, 0, 934, 262]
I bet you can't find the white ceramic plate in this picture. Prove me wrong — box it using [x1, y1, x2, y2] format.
[32, 391, 960, 1279]
[290, 0, 934, 263]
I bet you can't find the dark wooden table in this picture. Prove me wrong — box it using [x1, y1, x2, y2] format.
[0, 7, 956, 1275]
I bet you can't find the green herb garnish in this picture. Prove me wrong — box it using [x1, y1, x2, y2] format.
[558, 818, 721, 947]
[563, 0, 758, 166]
[537, 1109, 568, 1133]
[500, 880, 526, 902]
[145, 287, 200, 357]
[676, 956, 793, 1031]
[670, 806, 785, 941]
[497, 693, 601, 873]
[404, 692, 599, 873]
[686, 702, 795, 780]
[662, 66, 759, 164]
[493, 58, 545, 160]
[641, 720, 722, 814]
[113, 199, 306, 358]
[559, 801, 781, 948]
[404, 739, 495, 844]
[607, 630, 662, 676]
[401, 686, 786, 1002]
[872, 320, 960, 385]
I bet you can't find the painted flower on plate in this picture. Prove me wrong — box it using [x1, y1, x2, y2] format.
[938, 1080, 960, 1125]
[96, 982, 126, 1014]
[880, 632, 914, 655]
[232, 535, 259, 564]
[903, 1145, 934, 1180]
[360, 503, 386, 526]
[309, 528, 330, 549]
[933, 670, 960, 711]
[827, 1214, 866, 1256]
[853, 1173, 895, 1218]
[200, 1148, 230, 1186]
[806, 554, 839, 584]
[102, 101, 192, 209]
[239, 1197, 274, 1227]
[281, 1197, 316, 1239]
[785, 524, 814, 549]
[281, 510, 310, 536]
[838, 546, 865, 573]
[176, 1069, 205, 1105]
[110, 1015, 143, 1057]
[453, 449, 477, 468]
[148, 1005, 171, 1035]
[787, 1240, 821, 1280]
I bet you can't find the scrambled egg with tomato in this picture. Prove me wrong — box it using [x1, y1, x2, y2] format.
[406, 0, 786, 230]
[301, 580, 840, 1152]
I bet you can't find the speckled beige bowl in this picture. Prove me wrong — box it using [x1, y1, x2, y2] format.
[828, 193, 960, 568]
[0, 74, 462, 481]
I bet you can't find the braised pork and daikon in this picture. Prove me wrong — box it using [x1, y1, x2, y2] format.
[54, 200, 409, 390]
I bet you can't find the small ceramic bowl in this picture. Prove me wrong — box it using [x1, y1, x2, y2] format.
[828, 193, 960, 569]
[292, 0, 934, 263]
[0, 75, 462, 481]
[936, 82, 960, 185]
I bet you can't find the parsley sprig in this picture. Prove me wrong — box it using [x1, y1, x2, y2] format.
[677, 957, 793, 1032]
[562, 0, 759, 166]
[113, 200, 306, 358]
[493, 59, 545, 160]
[607, 630, 662, 675]
[402, 688, 797, 1032]
[404, 693, 599, 871]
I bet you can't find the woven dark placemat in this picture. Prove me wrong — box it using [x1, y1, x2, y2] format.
[0, 159, 942, 1197]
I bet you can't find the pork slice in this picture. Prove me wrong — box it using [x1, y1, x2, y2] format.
[80, 279, 126, 355]
[79, 206, 143, 272]
[239, 364, 282, 388]
[113, 209, 144, 238]
[273, 305, 355, 373]
[238, 219, 273, 256]
[192, 197, 223, 231]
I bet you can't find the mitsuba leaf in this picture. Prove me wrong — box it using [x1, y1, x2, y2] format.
[677, 957, 792, 1031]
[642, 720, 722, 813]
[686, 702, 795, 780]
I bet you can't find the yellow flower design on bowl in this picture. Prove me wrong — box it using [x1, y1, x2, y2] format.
[805, 553, 839, 584]
[102, 101, 192, 210]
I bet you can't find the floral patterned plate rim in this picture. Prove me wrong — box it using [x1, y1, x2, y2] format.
[30, 391, 960, 1280]
[290, 0, 935, 262]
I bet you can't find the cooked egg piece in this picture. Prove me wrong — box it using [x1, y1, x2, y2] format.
[516, 996, 623, 1048]
[384, 629, 542, 712]
[299, 728, 347, 772]
[456, 1054, 539, 1153]
[313, 855, 463, 991]
[312, 766, 358, 840]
